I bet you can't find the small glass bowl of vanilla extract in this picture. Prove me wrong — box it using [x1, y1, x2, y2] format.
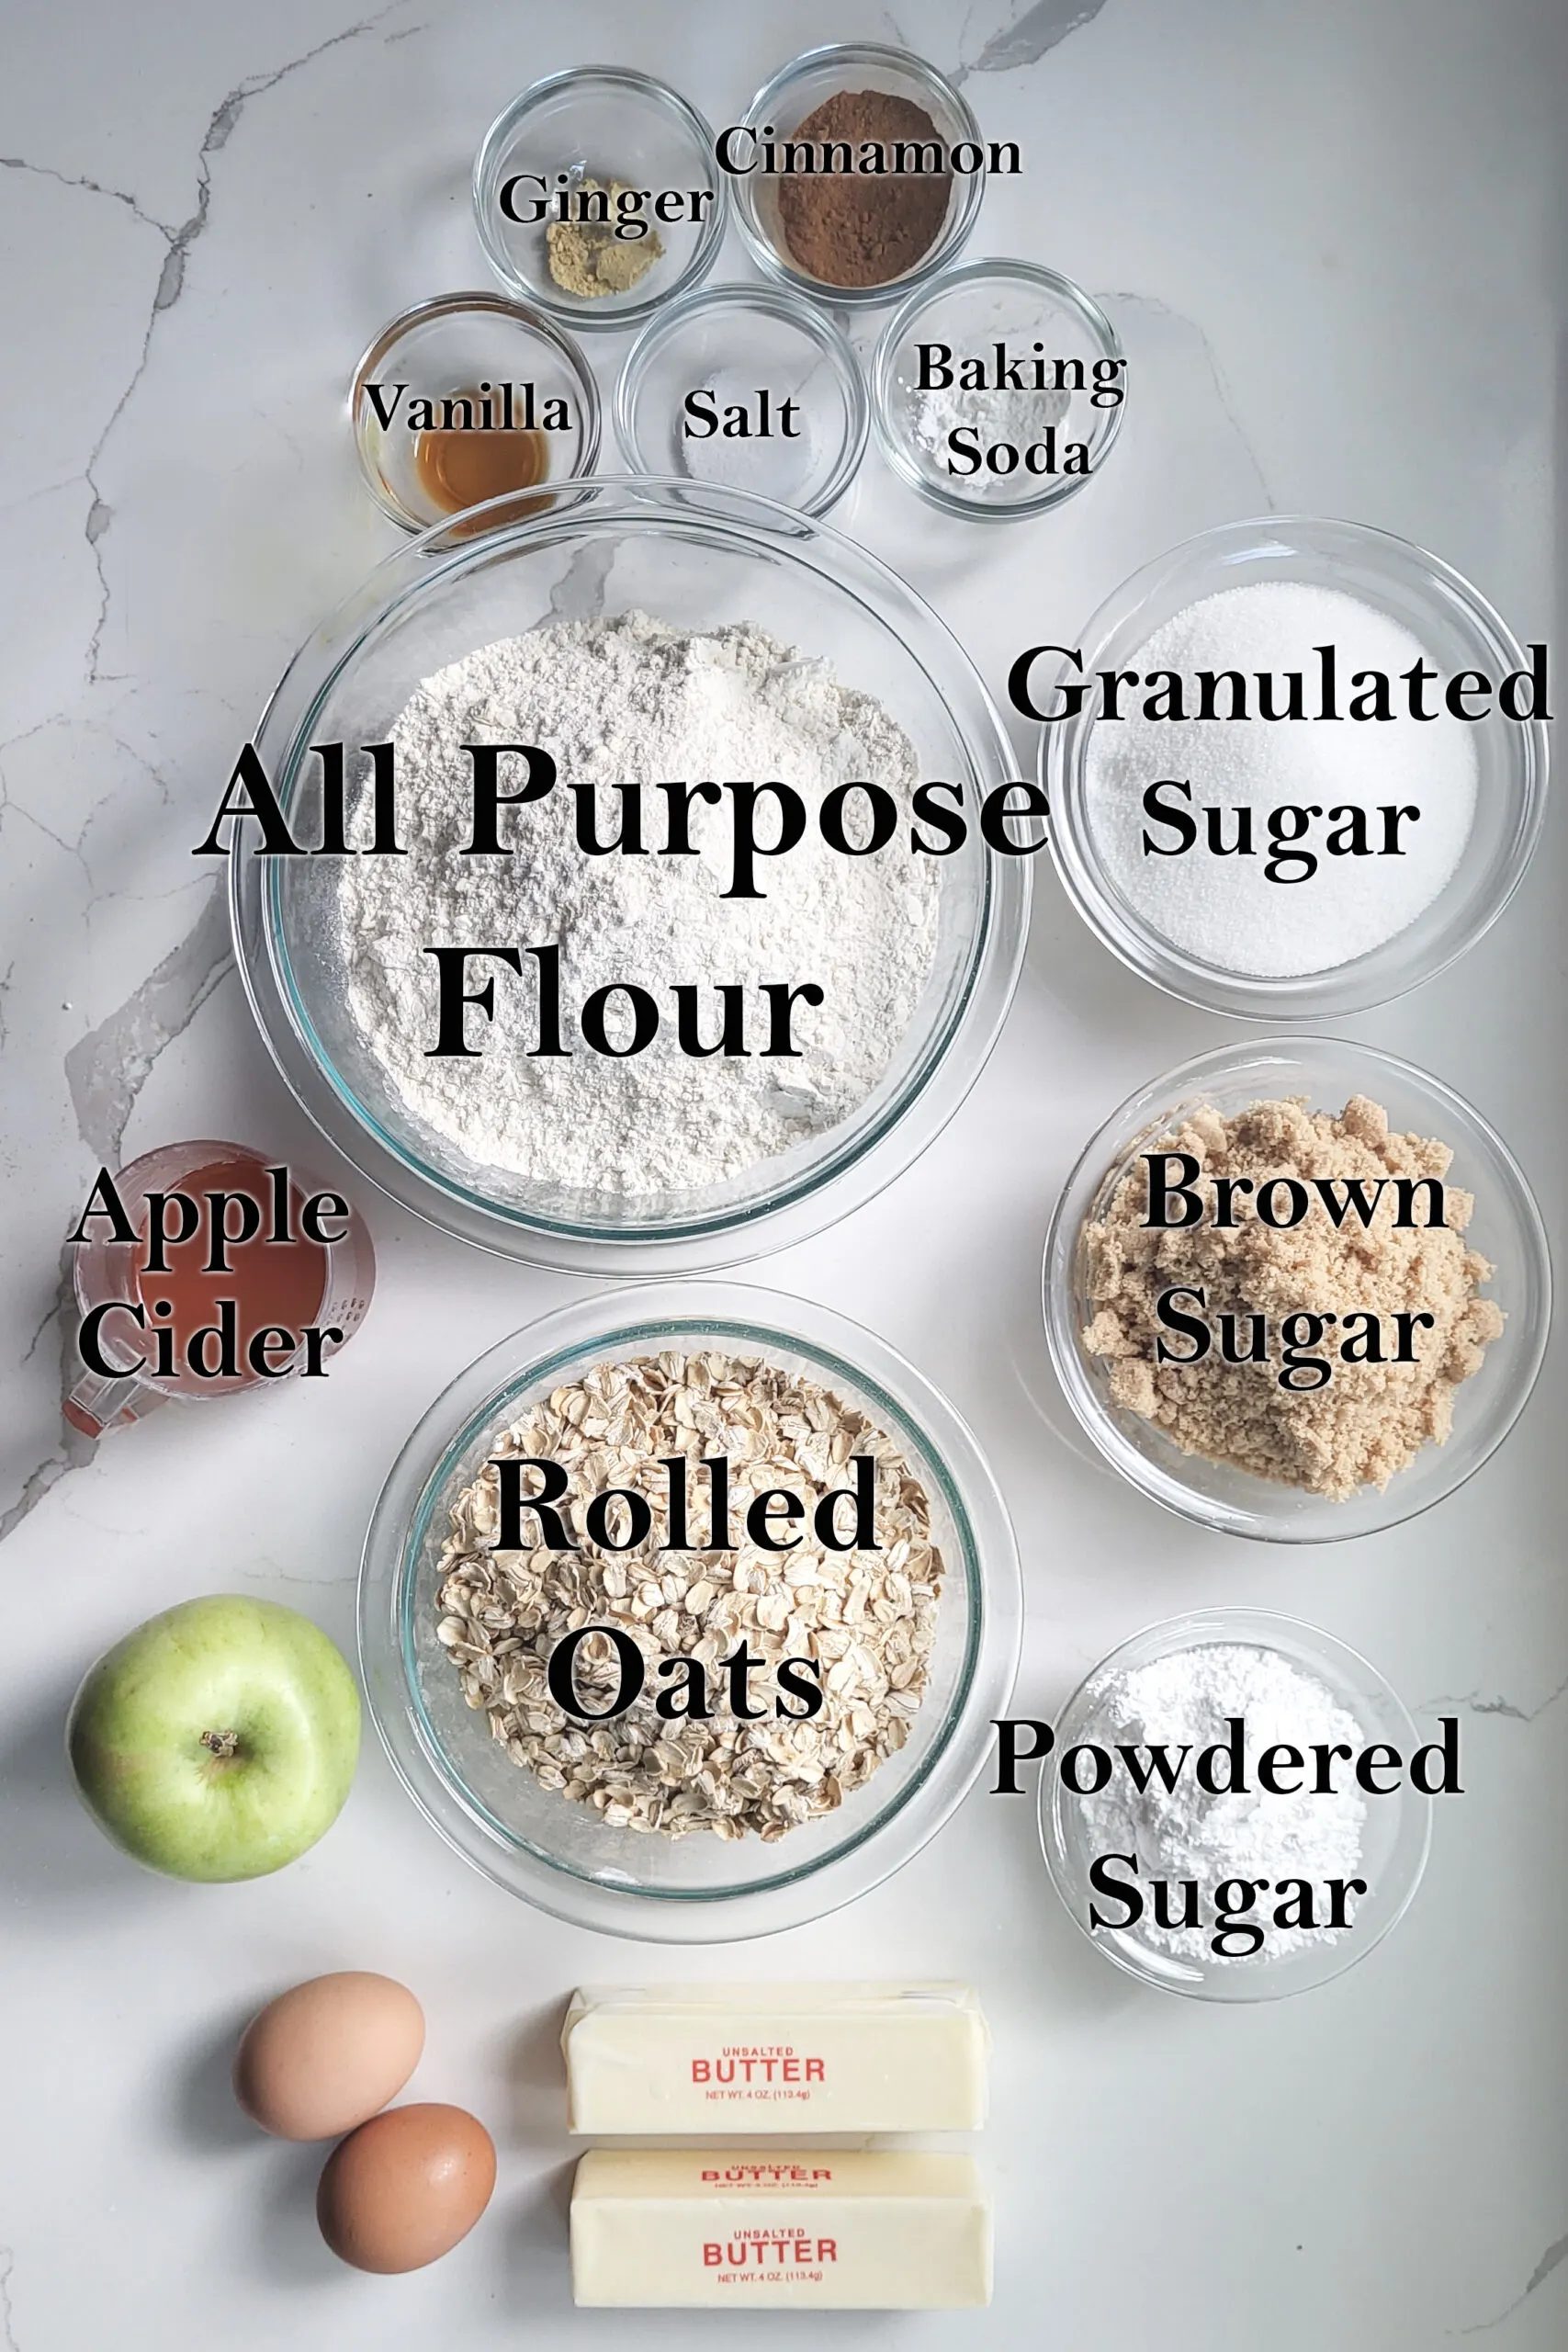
[350, 291, 602, 534]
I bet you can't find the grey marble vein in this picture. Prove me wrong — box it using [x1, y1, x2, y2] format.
[1419, 1675, 1568, 1725]
[1461, 2226, 1568, 2332]
[63, 886, 232, 1164]
[1523, 2235, 1568, 2301]
[0, 1418, 97, 1551]
[899, 0, 1113, 86]
[1100, 288, 1279, 508]
[0, 154, 172, 239]
[20, 1283, 60, 1367]
[969, 0, 1113, 73]
[0, 2248, 16, 2352]
[546, 539, 617, 621]
[0, 1248, 98, 1547]
[75, 10, 398, 684]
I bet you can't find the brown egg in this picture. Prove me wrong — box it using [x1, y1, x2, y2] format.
[233, 1972, 424, 2141]
[317, 2102, 496, 2273]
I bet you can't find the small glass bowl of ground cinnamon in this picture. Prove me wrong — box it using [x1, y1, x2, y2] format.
[731, 45, 986, 308]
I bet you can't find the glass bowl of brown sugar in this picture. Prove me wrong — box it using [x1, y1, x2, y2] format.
[1043, 1037, 1551, 1544]
[730, 44, 987, 310]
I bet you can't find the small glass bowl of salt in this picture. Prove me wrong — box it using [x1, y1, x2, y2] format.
[615, 283, 868, 517]
[1040, 514, 1550, 1018]
[871, 258, 1126, 521]
[1037, 1608, 1433, 2001]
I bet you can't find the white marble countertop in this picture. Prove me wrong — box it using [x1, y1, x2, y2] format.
[2, 2, 1564, 2346]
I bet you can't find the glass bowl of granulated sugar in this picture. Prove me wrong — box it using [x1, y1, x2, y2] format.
[231, 477, 1028, 1272]
[1040, 515, 1549, 1019]
[358, 1281, 1021, 1940]
[1038, 1609, 1432, 2001]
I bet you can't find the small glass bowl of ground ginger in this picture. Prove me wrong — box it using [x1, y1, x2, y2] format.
[473, 69, 726, 333]
[730, 44, 986, 309]
[1043, 1039, 1549, 1542]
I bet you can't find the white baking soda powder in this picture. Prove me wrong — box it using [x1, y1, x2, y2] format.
[1082, 580, 1478, 977]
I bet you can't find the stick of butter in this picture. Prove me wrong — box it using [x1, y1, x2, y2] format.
[562, 1981, 988, 2134]
[570, 2149, 992, 2309]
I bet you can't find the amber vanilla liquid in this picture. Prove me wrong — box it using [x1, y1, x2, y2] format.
[413, 385, 551, 525]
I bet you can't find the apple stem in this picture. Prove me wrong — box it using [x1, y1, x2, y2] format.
[199, 1729, 242, 1760]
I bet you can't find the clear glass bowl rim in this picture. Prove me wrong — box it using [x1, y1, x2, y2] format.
[871, 256, 1127, 522]
[728, 41, 986, 310]
[1039, 513, 1551, 1018]
[347, 289, 603, 532]
[229, 475, 1031, 1274]
[1042, 1034, 1552, 1544]
[1035, 1604, 1434, 2002]
[357, 1279, 1023, 1942]
[471, 65, 728, 331]
[613, 279, 870, 516]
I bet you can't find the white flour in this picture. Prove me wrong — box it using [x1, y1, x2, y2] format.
[337, 612, 941, 1196]
[1075, 1642, 1370, 1963]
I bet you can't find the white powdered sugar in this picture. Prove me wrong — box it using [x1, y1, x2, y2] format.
[1075, 1641, 1369, 1963]
[336, 611, 941, 1196]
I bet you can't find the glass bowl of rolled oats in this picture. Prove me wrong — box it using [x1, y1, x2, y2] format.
[358, 1282, 1021, 1939]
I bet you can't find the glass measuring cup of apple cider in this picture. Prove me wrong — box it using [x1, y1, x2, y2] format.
[65, 1140, 375, 1436]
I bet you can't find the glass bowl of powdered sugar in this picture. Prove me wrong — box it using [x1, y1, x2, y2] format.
[1038, 1609, 1433, 2000]
[359, 1281, 1022, 1940]
[1040, 515, 1549, 1019]
[231, 477, 1027, 1272]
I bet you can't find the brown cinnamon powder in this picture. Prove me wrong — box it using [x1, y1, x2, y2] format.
[775, 90, 953, 288]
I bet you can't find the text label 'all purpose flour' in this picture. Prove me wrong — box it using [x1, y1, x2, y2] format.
[197, 612, 1050, 1199]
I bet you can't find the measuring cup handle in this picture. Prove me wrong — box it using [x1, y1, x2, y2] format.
[62, 1366, 164, 1438]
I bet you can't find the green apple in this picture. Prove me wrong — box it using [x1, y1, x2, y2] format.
[66, 1594, 361, 1882]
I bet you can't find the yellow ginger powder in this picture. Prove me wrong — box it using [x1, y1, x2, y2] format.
[547, 181, 665, 298]
[1080, 1093, 1504, 1498]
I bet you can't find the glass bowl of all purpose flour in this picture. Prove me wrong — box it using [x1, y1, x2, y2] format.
[1038, 1609, 1434, 2001]
[358, 1282, 1022, 1940]
[1043, 1037, 1551, 1544]
[231, 476, 1029, 1274]
[1038, 515, 1549, 1020]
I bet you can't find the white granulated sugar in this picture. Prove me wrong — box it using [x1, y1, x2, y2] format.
[337, 611, 941, 1196]
[1076, 1642, 1369, 1963]
[1083, 580, 1477, 977]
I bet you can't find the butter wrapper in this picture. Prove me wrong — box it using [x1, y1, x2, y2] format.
[570, 2148, 992, 2309]
[562, 1980, 989, 2134]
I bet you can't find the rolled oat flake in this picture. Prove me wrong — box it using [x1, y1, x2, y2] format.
[435, 1349, 943, 1840]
